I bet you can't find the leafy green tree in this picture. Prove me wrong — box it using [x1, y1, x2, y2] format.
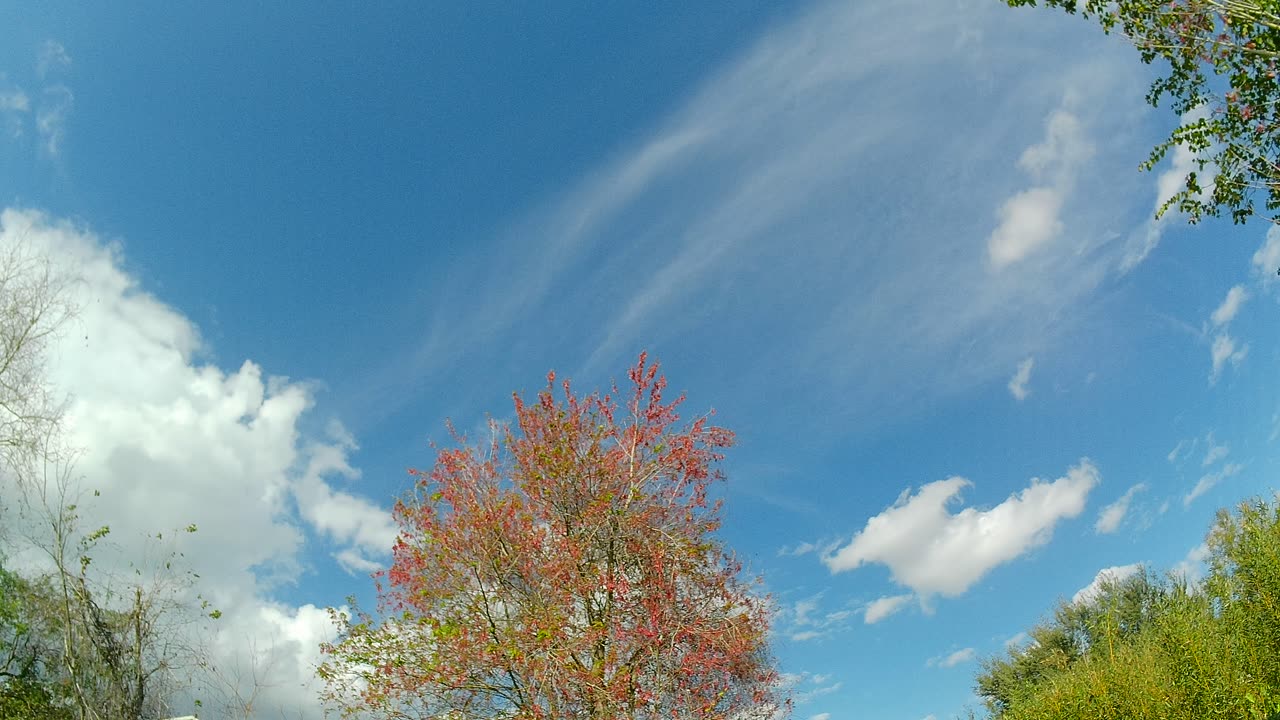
[0, 242, 215, 720]
[1204, 498, 1280, 691]
[1008, 0, 1280, 226]
[975, 568, 1171, 717]
[974, 496, 1280, 720]
[0, 562, 73, 720]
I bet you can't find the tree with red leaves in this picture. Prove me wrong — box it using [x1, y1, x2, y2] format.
[319, 354, 786, 720]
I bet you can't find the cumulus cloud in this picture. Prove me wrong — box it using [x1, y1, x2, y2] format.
[1094, 483, 1145, 534]
[1253, 225, 1280, 284]
[1184, 463, 1243, 507]
[926, 647, 976, 668]
[1209, 333, 1248, 383]
[1008, 356, 1034, 401]
[1173, 543, 1210, 585]
[1210, 285, 1248, 327]
[1072, 563, 1142, 605]
[334, 548, 382, 576]
[822, 460, 1099, 597]
[0, 208, 394, 718]
[987, 109, 1091, 269]
[988, 188, 1065, 268]
[863, 593, 913, 624]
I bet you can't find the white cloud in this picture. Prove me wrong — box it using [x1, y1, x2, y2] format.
[1210, 285, 1248, 327]
[360, 0, 1152, 442]
[0, 208, 393, 719]
[927, 647, 976, 668]
[1073, 563, 1142, 605]
[776, 593, 851, 643]
[1008, 356, 1035, 401]
[36, 84, 73, 156]
[1094, 483, 1145, 534]
[334, 548, 382, 576]
[292, 430, 398, 556]
[1201, 436, 1229, 467]
[1004, 631, 1030, 649]
[792, 595, 821, 626]
[823, 460, 1099, 597]
[1173, 543, 1210, 585]
[988, 187, 1065, 268]
[37, 40, 72, 79]
[1206, 285, 1249, 384]
[1120, 103, 1218, 270]
[0, 89, 28, 112]
[778, 541, 819, 557]
[1209, 333, 1248, 383]
[808, 714, 831, 720]
[794, 680, 842, 704]
[1184, 462, 1243, 506]
[1123, 139, 1199, 270]
[863, 593, 914, 624]
[987, 109, 1091, 269]
[1253, 225, 1280, 284]
[0, 86, 28, 139]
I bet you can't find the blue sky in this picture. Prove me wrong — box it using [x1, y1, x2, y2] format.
[1, 1, 1278, 718]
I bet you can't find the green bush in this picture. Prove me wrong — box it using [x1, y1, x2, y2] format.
[975, 496, 1280, 720]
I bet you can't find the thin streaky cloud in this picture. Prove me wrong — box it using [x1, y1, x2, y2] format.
[1008, 356, 1035, 401]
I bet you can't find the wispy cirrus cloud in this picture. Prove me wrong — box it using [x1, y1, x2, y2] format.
[778, 541, 820, 557]
[1095, 482, 1145, 534]
[1184, 462, 1243, 507]
[0, 41, 75, 155]
[1205, 284, 1249, 384]
[864, 593, 914, 624]
[926, 647, 976, 668]
[1201, 434, 1229, 467]
[0, 84, 28, 138]
[777, 592, 857, 642]
[1008, 356, 1035, 401]
[36, 40, 71, 79]
[1210, 285, 1248, 327]
[36, 84, 73, 157]
[357, 0, 1152, 438]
